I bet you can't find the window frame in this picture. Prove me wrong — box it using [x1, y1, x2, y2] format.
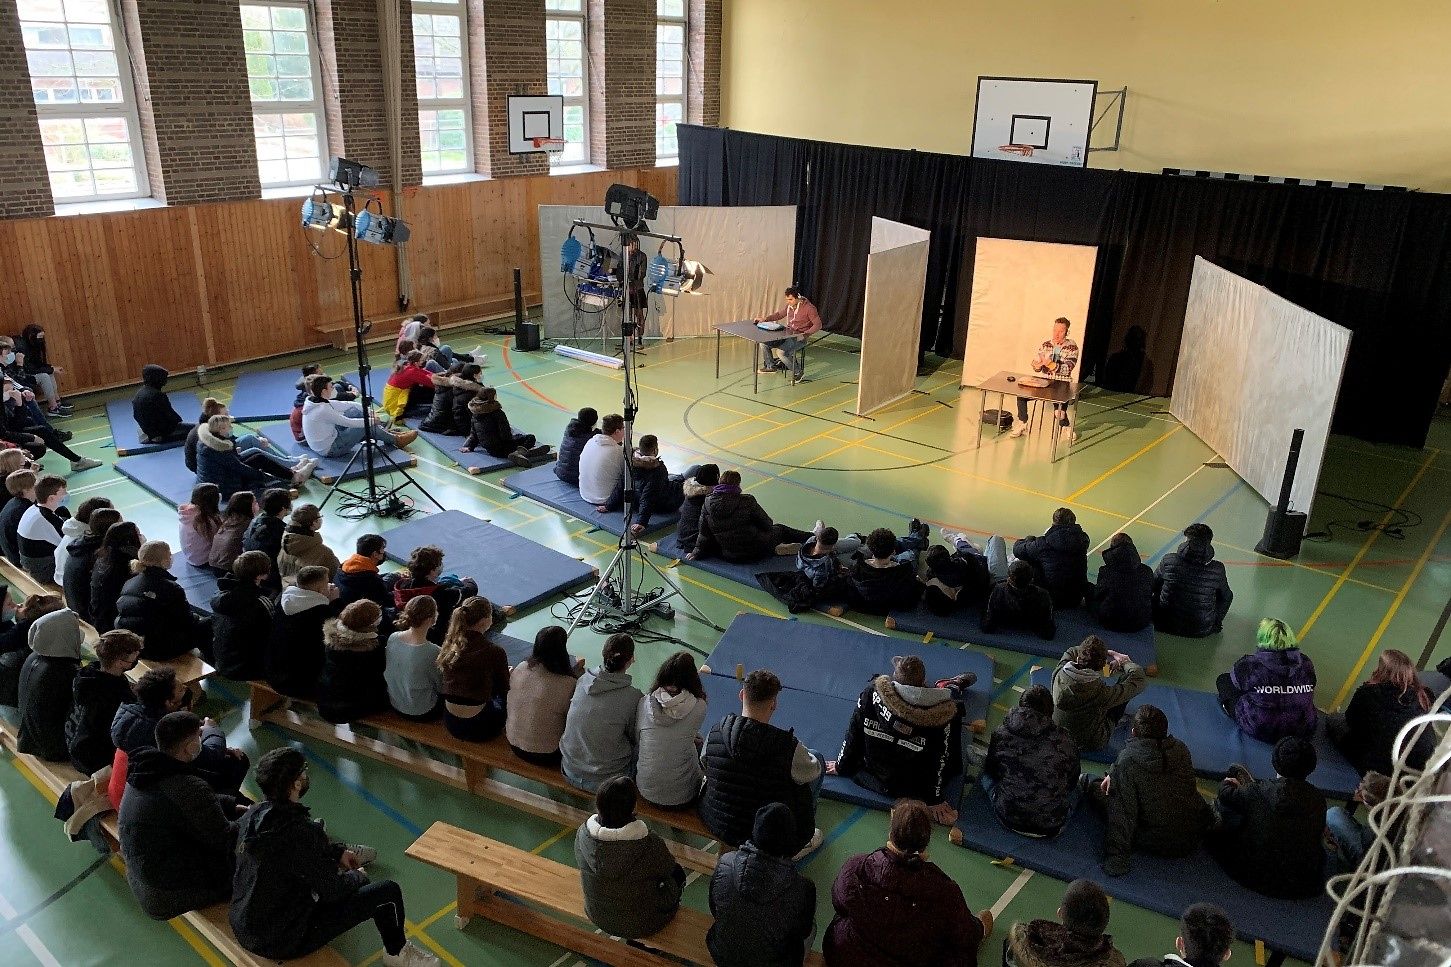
[412, 0, 473, 177]
[545, 0, 589, 167]
[241, 0, 330, 189]
[655, 0, 687, 162]
[18, 0, 152, 202]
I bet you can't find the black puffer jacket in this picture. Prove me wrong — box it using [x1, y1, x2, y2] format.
[1337, 681, 1437, 776]
[316, 619, 387, 724]
[89, 546, 137, 633]
[17, 609, 83, 761]
[1152, 538, 1232, 637]
[241, 513, 286, 567]
[701, 713, 816, 852]
[464, 397, 518, 457]
[62, 532, 104, 622]
[416, 371, 456, 433]
[695, 489, 779, 562]
[65, 661, 134, 774]
[0, 616, 25, 707]
[984, 705, 1079, 836]
[982, 580, 1056, 639]
[673, 477, 712, 554]
[132, 364, 186, 442]
[1211, 776, 1327, 898]
[115, 565, 207, 661]
[267, 586, 337, 698]
[553, 418, 598, 485]
[835, 675, 962, 804]
[1014, 523, 1091, 608]
[1091, 538, 1154, 632]
[1102, 734, 1213, 876]
[846, 559, 923, 615]
[448, 376, 486, 435]
[0, 496, 30, 562]
[708, 815, 817, 967]
[209, 573, 274, 681]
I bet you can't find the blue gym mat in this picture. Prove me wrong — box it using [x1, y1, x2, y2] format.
[413, 427, 513, 475]
[501, 464, 679, 537]
[106, 393, 201, 456]
[227, 368, 302, 422]
[652, 532, 796, 579]
[380, 509, 597, 611]
[172, 558, 220, 614]
[888, 601, 1159, 671]
[115, 448, 193, 506]
[953, 783, 1332, 962]
[1025, 669, 1362, 797]
[244, 421, 416, 484]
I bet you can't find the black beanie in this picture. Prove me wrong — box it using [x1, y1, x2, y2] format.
[1272, 736, 1316, 780]
[750, 802, 797, 858]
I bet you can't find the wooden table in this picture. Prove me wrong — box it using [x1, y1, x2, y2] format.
[713, 320, 806, 393]
[970, 370, 1080, 462]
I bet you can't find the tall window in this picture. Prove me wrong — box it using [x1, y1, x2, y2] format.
[545, 0, 588, 166]
[242, 2, 327, 188]
[413, 0, 471, 175]
[18, 0, 149, 202]
[655, 0, 686, 161]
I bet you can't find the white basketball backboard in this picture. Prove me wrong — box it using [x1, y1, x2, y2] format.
[972, 77, 1097, 167]
[507, 95, 566, 154]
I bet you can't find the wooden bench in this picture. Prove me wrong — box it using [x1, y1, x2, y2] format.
[249, 682, 720, 873]
[0, 719, 344, 966]
[407, 821, 824, 967]
[314, 294, 538, 350]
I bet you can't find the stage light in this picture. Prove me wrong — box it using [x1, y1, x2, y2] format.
[301, 196, 343, 230]
[604, 183, 659, 231]
[647, 253, 710, 296]
[330, 156, 380, 189]
[354, 207, 410, 245]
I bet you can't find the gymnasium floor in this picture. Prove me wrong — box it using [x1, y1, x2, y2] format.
[2, 321, 1447, 967]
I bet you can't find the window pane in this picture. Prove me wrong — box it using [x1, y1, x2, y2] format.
[657, 0, 685, 15]
[71, 49, 117, 74]
[243, 30, 272, 53]
[256, 136, 286, 161]
[247, 53, 277, 77]
[435, 77, 463, 98]
[271, 6, 306, 30]
[240, 5, 271, 28]
[275, 54, 310, 77]
[19, 0, 67, 19]
[23, 23, 69, 48]
[92, 168, 137, 194]
[253, 114, 285, 138]
[249, 77, 278, 100]
[438, 109, 465, 128]
[67, 23, 110, 47]
[32, 77, 78, 103]
[274, 31, 307, 54]
[50, 169, 94, 199]
[277, 78, 313, 100]
[258, 159, 289, 184]
[286, 157, 320, 181]
[27, 50, 72, 76]
[416, 78, 437, 99]
[38, 117, 84, 144]
[62, 0, 109, 24]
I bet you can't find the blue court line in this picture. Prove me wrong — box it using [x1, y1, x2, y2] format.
[1146, 480, 1244, 566]
[991, 658, 1038, 701]
[797, 806, 868, 869]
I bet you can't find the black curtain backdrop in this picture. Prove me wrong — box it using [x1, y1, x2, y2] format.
[677, 124, 1451, 447]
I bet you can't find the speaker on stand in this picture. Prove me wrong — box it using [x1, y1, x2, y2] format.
[512, 266, 540, 351]
[1255, 428, 1308, 559]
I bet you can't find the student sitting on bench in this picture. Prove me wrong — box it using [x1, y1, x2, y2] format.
[115, 540, 214, 662]
[1, 593, 59, 708]
[636, 651, 710, 809]
[983, 684, 1080, 839]
[1014, 507, 1091, 609]
[1126, 902, 1233, 967]
[836, 524, 928, 616]
[0, 467, 36, 563]
[17, 606, 83, 762]
[1152, 523, 1233, 638]
[132, 364, 190, 445]
[381, 350, 434, 423]
[384, 596, 442, 720]
[1216, 617, 1317, 744]
[17, 471, 68, 583]
[506, 625, 584, 768]
[336, 534, 395, 621]
[89, 519, 142, 632]
[1090, 533, 1154, 633]
[553, 406, 600, 486]
[1209, 735, 1327, 899]
[561, 633, 642, 791]
[276, 503, 341, 587]
[708, 803, 819, 967]
[231, 746, 439, 967]
[242, 487, 291, 591]
[983, 560, 1057, 640]
[1330, 648, 1436, 775]
[65, 628, 142, 775]
[1005, 879, 1126, 967]
[462, 386, 550, 466]
[577, 412, 626, 505]
[269, 563, 338, 699]
[437, 596, 510, 741]
[692, 470, 814, 563]
[825, 798, 992, 967]
[598, 435, 690, 535]
[208, 491, 252, 572]
[1088, 704, 1213, 877]
[1050, 636, 1148, 753]
[674, 463, 718, 555]
[64, 505, 118, 622]
[390, 544, 480, 642]
[575, 775, 686, 940]
[317, 600, 388, 725]
[213, 547, 279, 686]
[111, 666, 250, 798]
[827, 655, 973, 825]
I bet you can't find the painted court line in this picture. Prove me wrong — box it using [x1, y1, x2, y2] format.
[1089, 465, 1205, 554]
[1066, 425, 1183, 502]
[990, 868, 1036, 920]
[0, 889, 62, 967]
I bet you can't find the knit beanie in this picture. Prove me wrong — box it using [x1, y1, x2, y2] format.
[750, 802, 798, 859]
[136, 540, 171, 568]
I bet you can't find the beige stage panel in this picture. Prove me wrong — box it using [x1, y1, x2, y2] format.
[857, 217, 930, 415]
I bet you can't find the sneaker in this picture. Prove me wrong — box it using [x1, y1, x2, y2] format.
[291, 465, 312, 486]
[935, 672, 978, 692]
[392, 429, 418, 449]
[1063, 427, 1079, 446]
[346, 844, 378, 866]
[940, 528, 968, 547]
[466, 346, 487, 364]
[1008, 419, 1029, 438]
[758, 364, 779, 374]
[49, 404, 74, 417]
[508, 448, 533, 468]
[381, 942, 440, 967]
[812, 519, 825, 538]
[68, 457, 102, 473]
[791, 828, 825, 861]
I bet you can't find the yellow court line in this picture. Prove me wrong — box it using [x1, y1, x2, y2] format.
[1065, 425, 1183, 502]
[707, 380, 856, 448]
[530, 824, 576, 855]
[785, 403, 946, 474]
[753, 373, 960, 463]
[1298, 451, 1437, 643]
[1331, 506, 1451, 711]
[715, 383, 858, 452]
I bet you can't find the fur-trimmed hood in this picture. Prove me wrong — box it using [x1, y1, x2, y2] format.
[871, 674, 958, 727]
[682, 478, 713, 499]
[322, 618, 380, 652]
[468, 396, 500, 416]
[429, 371, 454, 389]
[196, 422, 234, 452]
[449, 375, 486, 395]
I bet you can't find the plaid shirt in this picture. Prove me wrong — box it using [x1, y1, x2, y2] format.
[1036, 338, 1079, 380]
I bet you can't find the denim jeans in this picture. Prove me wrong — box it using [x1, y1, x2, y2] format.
[326, 403, 395, 458]
[235, 432, 289, 461]
[770, 336, 807, 378]
[1325, 805, 1372, 875]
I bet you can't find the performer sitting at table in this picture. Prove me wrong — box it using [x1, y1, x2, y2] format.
[1010, 316, 1079, 444]
[753, 286, 822, 383]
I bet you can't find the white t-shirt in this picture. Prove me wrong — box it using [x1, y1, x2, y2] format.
[576, 434, 624, 504]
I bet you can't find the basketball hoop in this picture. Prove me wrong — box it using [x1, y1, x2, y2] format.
[999, 144, 1035, 156]
[532, 136, 567, 150]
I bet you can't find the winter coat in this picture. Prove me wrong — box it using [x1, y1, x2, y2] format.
[708, 839, 817, 967]
[506, 660, 580, 756]
[1102, 734, 1213, 876]
[316, 618, 387, 724]
[1005, 920, 1127, 967]
[177, 504, 221, 568]
[17, 609, 83, 761]
[464, 397, 518, 457]
[1152, 539, 1233, 637]
[335, 554, 393, 617]
[0, 616, 25, 706]
[65, 661, 134, 774]
[1211, 776, 1327, 898]
[0, 495, 30, 562]
[672, 477, 712, 554]
[984, 705, 1080, 836]
[118, 746, 237, 921]
[241, 513, 286, 575]
[695, 488, 780, 562]
[923, 547, 991, 616]
[846, 559, 923, 615]
[416, 371, 457, 433]
[116, 565, 207, 662]
[635, 688, 708, 807]
[835, 676, 962, 805]
[184, 425, 201, 473]
[560, 667, 642, 791]
[1091, 538, 1154, 632]
[1014, 522, 1091, 608]
[132, 365, 185, 442]
[62, 531, 104, 621]
[54, 515, 84, 582]
[276, 527, 340, 587]
[700, 713, 817, 852]
[1051, 645, 1148, 752]
[553, 418, 599, 486]
[1339, 681, 1437, 776]
[1226, 647, 1318, 743]
[574, 816, 684, 939]
[195, 423, 275, 500]
[209, 573, 274, 681]
[824, 846, 985, 967]
[267, 586, 334, 698]
[983, 580, 1056, 639]
[89, 546, 137, 633]
[449, 375, 486, 435]
[229, 799, 365, 959]
[208, 516, 247, 571]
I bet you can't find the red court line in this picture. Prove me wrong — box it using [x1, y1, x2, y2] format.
[500, 337, 570, 413]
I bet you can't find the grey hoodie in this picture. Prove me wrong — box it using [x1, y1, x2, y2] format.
[559, 667, 642, 791]
[18, 608, 84, 760]
[574, 815, 684, 939]
[635, 688, 708, 807]
[29, 607, 83, 659]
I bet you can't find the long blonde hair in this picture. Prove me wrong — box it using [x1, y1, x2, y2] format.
[436, 596, 493, 674]
[394, 595, 438, 631]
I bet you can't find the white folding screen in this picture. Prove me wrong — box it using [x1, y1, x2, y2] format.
[856, 217, 930, 415]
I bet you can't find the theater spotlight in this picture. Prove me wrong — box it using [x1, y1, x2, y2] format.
[300, 194, 343, 230]
[354, 199, 410, 245]
[648, 254, 711, 296]
[603, 182, 659, 231]
[330, 156, 380, 190]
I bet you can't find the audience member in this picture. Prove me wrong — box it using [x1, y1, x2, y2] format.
[417, 325, 479, 370]
[15, 325, 68, 416]
[778, 524, 849, 613]
[462, 386, 548, 466]
[553, 407, 599, 486]
[89, 519, 142, 632]
[381, 350, 434, 422]
[1210, 736, 1328, 898]
[242, 488, 292, 586]
[0, 467, 36, 562]
[0, 448, 30, 531]
[1325, 772, 1390, 876]
[65, 629, 142, 774]
[208, 491, 254, 572]
[1090, 705, 1213, 876]
[118, 711, 240, 921]
[561, 633, 642, 791]
[336, 534, 395, 618]
[384, 596, 441, 719]
[574, 775, 686, 939]
[17, 606, 83, 761]
[674, 463, 719, 555]
[1090, 533, 1154, 632]
[317, 600, 388, 724]
[132, 365, 191, 445]
[0, 593, 63, 707]
[53, 493, 97, 582]
[983, 560, 1057, 640]
[1330, 648, 1436, 775]
[301, 374, 416, 457]
[416, 363, 461, 434]
[636, 651, 709, 808]
[692, 470, 813, 562]
[445, 363, 486, 435]
[829, 655, 971, 823]
[839, 524, 929, 616]
[921, 531, 998, 616]
[209, 550, 275, 681]
[0, 380, 97, 470]
[270, 564, 339, 699]
[1005, 879, 1125, 967]
[196, 414, 310, 498]
[178, 482, 223, 568]
[436, 595, 510, 740]
[506, 625, 584, 767]
[1153, 523, 1233, 637]
[1014, 508, 1091, 609]
[700, 668, 823, 857]
[391, 545, 479, 642]
[1216, 618, 1317, 743]
[1050, 636, 1148, 752]
[116, 540, 213, 662]
[277, 503, 341, 586]
[577, 412, 626, 505]
[183, 397, 226, 474]
[111, 666, 250, 797]
[18, 472, 68, 583]
[600, 435, 692, 534]
[230, 746, 438, 966]
[1126, 902, 1234, 967]
[984, 684, 1080, 838]
[708, 802, 817, 967]
[824, 798, 992, 967]
[63, 506, 118, 620]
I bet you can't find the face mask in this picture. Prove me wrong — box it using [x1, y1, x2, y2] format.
[2, 353, 13, 366]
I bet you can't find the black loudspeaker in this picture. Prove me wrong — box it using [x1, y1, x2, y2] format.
[512, 267, 541, 351]
[1255, 428, 1306, 559]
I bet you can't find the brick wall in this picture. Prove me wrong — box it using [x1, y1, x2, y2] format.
[587, 0, 654, 169]
[690, 0, 721, 127]
[0, 0, 54, 218]
[121, 0, 259, 205]
[473, 0, 547, 178]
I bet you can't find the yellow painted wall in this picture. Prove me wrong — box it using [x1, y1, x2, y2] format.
[721, 0, 1451, 192]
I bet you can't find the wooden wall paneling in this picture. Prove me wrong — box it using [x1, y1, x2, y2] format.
[107, 209, 211, 382]
[184, 208, 218, 364]
[63, 216, 129, 387]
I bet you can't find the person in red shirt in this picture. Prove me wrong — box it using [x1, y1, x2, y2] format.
[754, 286, 822, 383]
[381, 350, 435, 423]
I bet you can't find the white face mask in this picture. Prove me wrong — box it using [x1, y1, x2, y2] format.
[2, 353, 13, 365]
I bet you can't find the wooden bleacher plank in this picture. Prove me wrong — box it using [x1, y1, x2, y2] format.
[313, 294, 537, 350]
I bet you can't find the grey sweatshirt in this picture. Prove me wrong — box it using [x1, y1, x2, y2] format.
[560, 667, 642, 792]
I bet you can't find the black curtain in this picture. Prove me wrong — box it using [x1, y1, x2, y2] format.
[676, 124, 1451, 447]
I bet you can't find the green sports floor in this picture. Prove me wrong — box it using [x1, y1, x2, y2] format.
[2, 322, 1448, 967]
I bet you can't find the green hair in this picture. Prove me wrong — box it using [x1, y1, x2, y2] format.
[1256, 618, 1297, 651]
